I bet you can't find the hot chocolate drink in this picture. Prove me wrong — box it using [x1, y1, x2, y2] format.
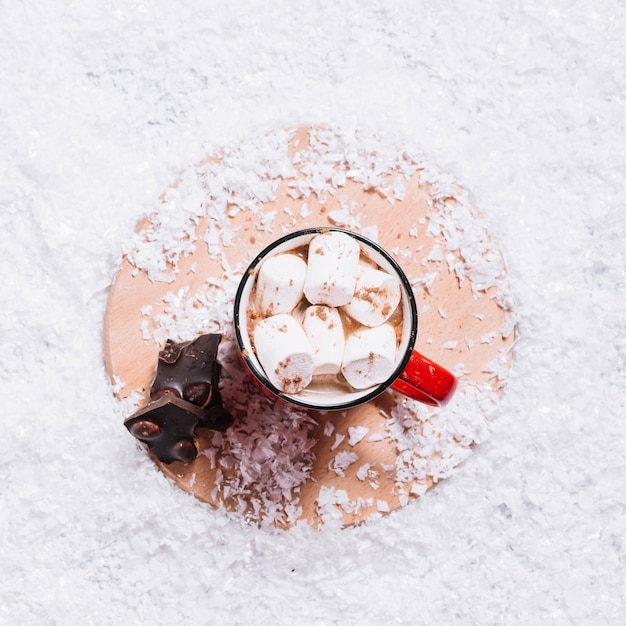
[244, 231, 406, 398]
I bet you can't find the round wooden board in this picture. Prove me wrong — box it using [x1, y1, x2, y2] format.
[104, 126, 515, 528]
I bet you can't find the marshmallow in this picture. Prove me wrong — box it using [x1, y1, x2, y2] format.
[302, 305, 345, 376]
[255, 253, 307, 316]
[341, 324, 397, 389]
[341, 263, 402, 327]
[304, 231, 360, 307]
[252, 313, 314, 394]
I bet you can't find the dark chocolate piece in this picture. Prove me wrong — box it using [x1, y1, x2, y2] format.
[151, 334, 221, 409]
[124, 394, 204, 464]
[125, 333, 233, 464]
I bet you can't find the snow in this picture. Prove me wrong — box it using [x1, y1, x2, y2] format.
[1, 1, 625, 624]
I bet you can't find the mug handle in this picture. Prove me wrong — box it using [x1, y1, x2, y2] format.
[390, 351, 457, 406]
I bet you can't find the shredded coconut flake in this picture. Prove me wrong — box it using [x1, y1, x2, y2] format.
[329, 451, 359, 477]
[347, 426, 369, 446]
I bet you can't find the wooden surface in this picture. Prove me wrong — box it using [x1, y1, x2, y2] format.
[104, 127, 515, 528]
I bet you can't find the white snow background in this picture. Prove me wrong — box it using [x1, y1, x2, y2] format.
[1, 1, 625, 624]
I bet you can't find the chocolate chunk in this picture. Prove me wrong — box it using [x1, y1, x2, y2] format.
[124, 394, 203, 464]
[159, 339, 184, 364]
[124, 333, 234, 464]
[151, 334, 222, 410]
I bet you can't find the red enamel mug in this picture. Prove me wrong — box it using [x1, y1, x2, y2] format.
[234, 227, 456, 411]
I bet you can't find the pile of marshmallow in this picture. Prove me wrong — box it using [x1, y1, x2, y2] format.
[250, 231, 403, 395]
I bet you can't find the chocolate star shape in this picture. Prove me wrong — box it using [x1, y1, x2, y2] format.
[124, 334, 234, 464]
[124, 394, 204, 464]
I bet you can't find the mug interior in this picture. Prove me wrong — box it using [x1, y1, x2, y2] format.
[234, 228, 417, 410]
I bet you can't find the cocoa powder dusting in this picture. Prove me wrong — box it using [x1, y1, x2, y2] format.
[314, 307, 328, 322]
[355, 286, 387, 307]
